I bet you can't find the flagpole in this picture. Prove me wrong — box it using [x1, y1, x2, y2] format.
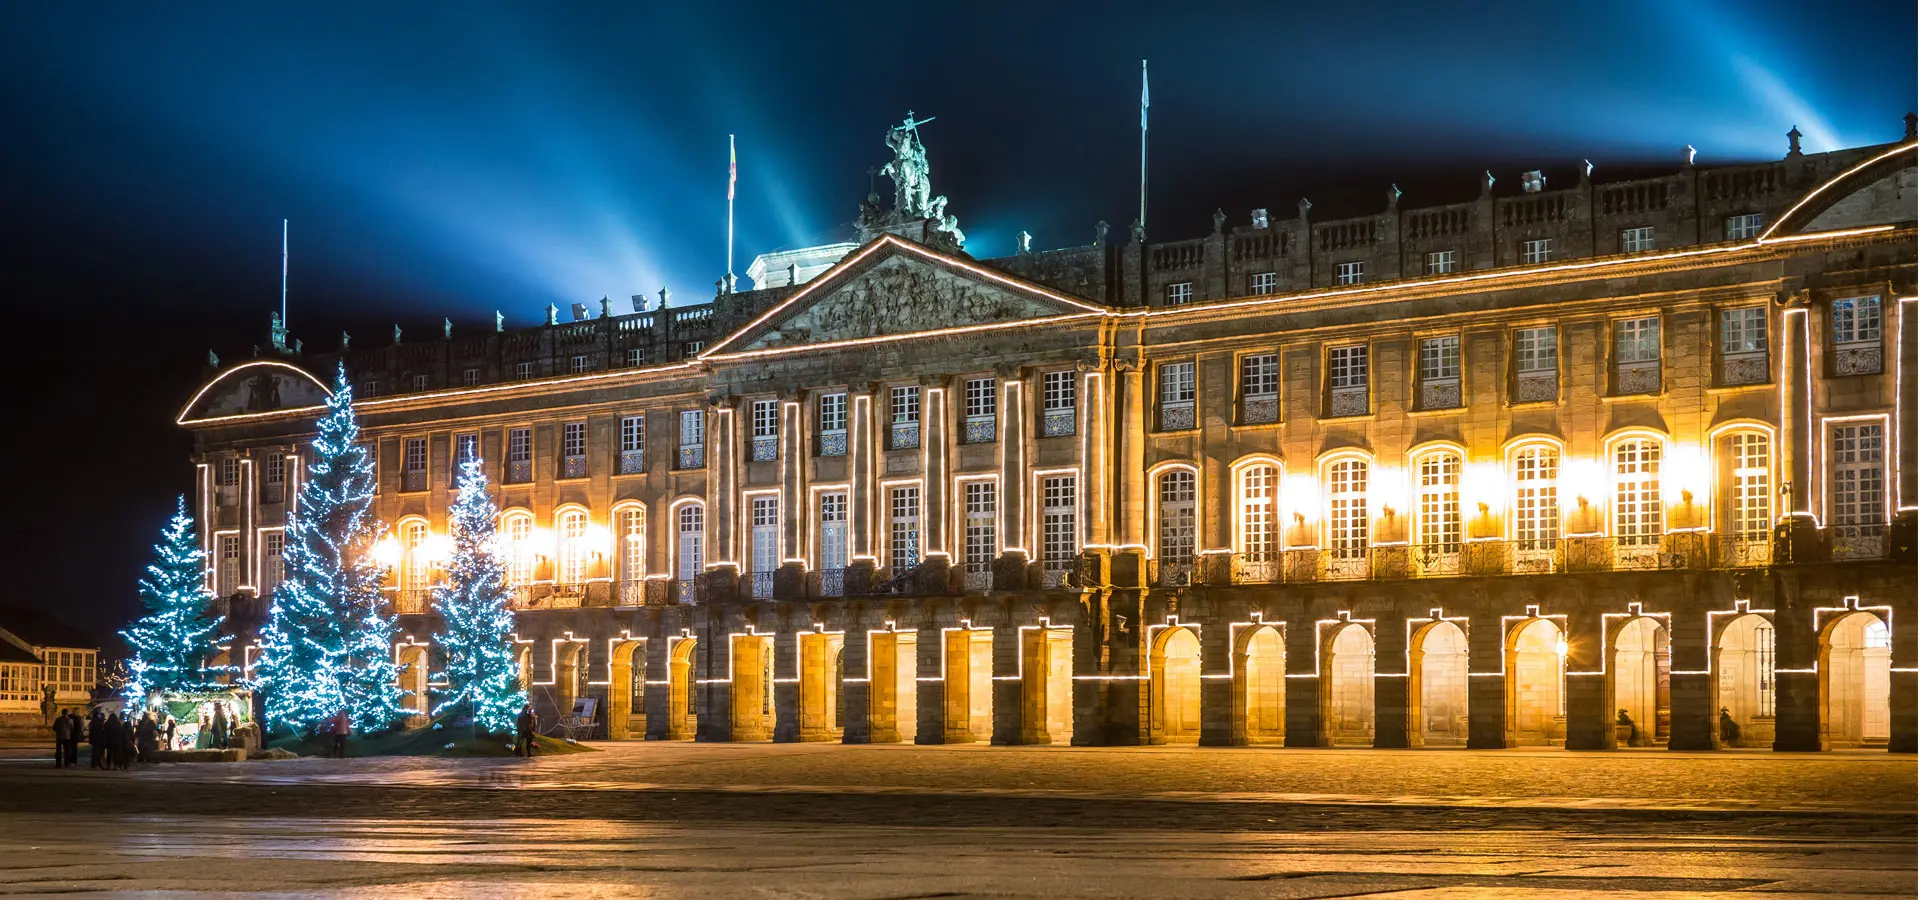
[1139, 59, 1149, 234]
[726, 134, 737, 284]
[280, 218, 289, 327]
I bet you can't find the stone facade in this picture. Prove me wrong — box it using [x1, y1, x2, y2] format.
[180, 129, 1919, 753]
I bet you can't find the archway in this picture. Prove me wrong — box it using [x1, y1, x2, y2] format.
[397, 644, 430, 728]
[665, 637, 697, 740]
[798, 632, 846, 741]
[943, 628, 993, 743]
[1237, 625, 1286, 744]
[869, 630, 919, 743]
[1506, 618, 1564, 746]
[1019, 627, 1074, 744]
[516, 645, 532, 692]
[731, 634, 774, 741]
[1821, 612, 1891, 749]
[553, 642, 588, 732]
[607, 640, 646, 740]
[1713, 613, 1775, 747]
[1409, 621, 1468, 747]
[1612, 617, 1669, 747]
[1150, 626, 1202, 744]
[1323, 623, 1375, 746]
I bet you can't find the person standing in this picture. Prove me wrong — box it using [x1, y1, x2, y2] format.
[136, 713, 159, 763]
[514, 703, 537, 758]
[328, 709, 351, 759]
[62, 710, 80, 768]
[51, 709, 71, 769]
[87, 709, 107, 769]
[211, 704, 229, 750]
[163, 714, 177, 752]
[116, 713, 136, 769]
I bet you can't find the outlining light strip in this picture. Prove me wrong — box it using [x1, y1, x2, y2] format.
[1468, 606, 1568, 678]
[1287, 612, 1376, 680]
[990, 618, 1075, 682]
[918, 619, 992, 683]
[1818, 412, 1893, 527]
[1755, 142, 1918, 242]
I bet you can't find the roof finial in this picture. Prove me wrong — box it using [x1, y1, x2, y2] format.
[1786, 126, 1803, 158]
[1684, 144, 1697, 167]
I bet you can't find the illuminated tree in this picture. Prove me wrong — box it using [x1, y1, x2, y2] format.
[254, 365, 405, 734]
[120, 496, 231, 699]
[431, 456, 525, 732]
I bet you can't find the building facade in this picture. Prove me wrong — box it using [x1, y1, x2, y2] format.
[0, 608, 101, 726]
[179, 121, 1918, 752]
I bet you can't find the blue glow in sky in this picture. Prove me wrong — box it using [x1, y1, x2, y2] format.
[2, 0, 1913, 330]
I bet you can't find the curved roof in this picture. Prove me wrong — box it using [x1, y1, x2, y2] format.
[177, 359, 332, 426]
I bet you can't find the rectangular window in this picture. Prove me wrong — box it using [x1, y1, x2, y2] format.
[889, 486, 920, 574]
[361, 380, 380, 399]
[1240, 353, 1279, 425]
[1831, 296, 1884, 376]
[1327, 344, 1369, 416]
[963, 481, 996, 589]
[1418, 336, 1462, 410]
[1728, 432, 1772, 540]
[1424, 250, 1457, 275]
[619, 415, 646, 474]
[1041, 371, 1076, 436]
[1725, 213, 1763, 240]
[1719, 307, 1769, 386]
[505, 427, 532, 483]
[1515, 326, 1557, 373]
[817, 392, 848, 456]
[569, 355, 590, 374]
[817, 492, 847, 595]
[889, 386, 920, 450]
[1165, 281, 1194, 305]
[561, 422, 587, 478]
[515, 361, 534, 380]
[1611, 440, 1664, 551]
[1326, 460, 1369, 577]
[1041, 475, 1077, 585]
[963, 377, 996, 443]
[1238, 465, 1278, 563]
[262, 531, 285, 596]
[1334, 261, 1364, 286]
[1249, 272, 1277, 295]
[218, 457, 240, 487]
[750, 399, 778, 462]
[1831, 423, 1885, 528]
[678, 410, 705, 469]
[451, 433, 478, 485]
[1158, 361, 1196, 430]
[411, 374, 429, 392]
[403, 438, 427, 492]
[1417, 453, 1463, 557]
[627, 347, 647, 367]
[750, 496, 778, 598]
[683, 340, 705, 356]
[1521, 238, 1553, 264]
[1613, 316, 1662, 394]
[217, 535, 240, 597]
[676, 505, 704, 581]
[263, 454, 285, 502]
[1621, 226, 1654, 253]
[463, 367, 480, 386]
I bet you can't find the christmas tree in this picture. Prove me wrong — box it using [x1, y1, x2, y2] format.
[120, 496, 232, 699]
[431, 456, 525, 732]
[254, 364, 406, 734]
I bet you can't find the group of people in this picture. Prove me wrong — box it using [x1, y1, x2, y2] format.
[49, 703, 241, 769]
[50, 708, 166, 769]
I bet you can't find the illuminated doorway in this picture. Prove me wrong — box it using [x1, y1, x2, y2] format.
[1150, 626, 1202, 744]
[1238, 624, 1285, 744]
[1410, 621, 1468, 746]
[1713, 614, 1775, 747]
[1020, 627, 1074, 744]
[1506, 618, 1564, 746]
[1324, 623, 1375, 746]
[1821, 612, 1891, 748]
[943, 628, 993, 743]
[1612, 617, 1669, 746]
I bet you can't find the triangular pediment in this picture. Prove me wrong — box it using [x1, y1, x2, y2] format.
[705, 236, 1107, 357]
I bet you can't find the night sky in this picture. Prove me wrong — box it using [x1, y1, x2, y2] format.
[2, 1, 1913, 641]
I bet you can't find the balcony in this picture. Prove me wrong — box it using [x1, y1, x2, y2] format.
[1833, 341, 1883, 376]
[819, 429, 848, 457]
[619, 450, 646, 475]
[1042, 407, 1076, 437]
[1241, 394, 1279, 426]
[1715, 533, 1772, 567]
[1516, 369, 1557, 403]
[561, 455, 587, 479]
[964, 415, 995, 443]
[1419, 377, 1461, 411]
[677, 443, 705, 470]
[263, 483, 285, 504]
[615, 579, 672, 607]
[959, 562, 993, 592]
[1328, 386, 1368, 418]
[507, 459, 533, 484]
[749, 570, 775, 600]
[1831, 524, 1888, 560]
[1614, 360, 1661, 395]
[1202, 534, 1765, 586]
[673, 578, 706, 605]
[889, 421, 920, 450]
[750, 435, 777, 462]
[1159, 401, 1195, 431]
[1040, 558, 1074, 588]
[1721, 350, 1768, 386]
[390, 588, 433, 615]
[402, 470, 428, 493]
[1149, 556, 1193, 588]
[818, 567, 847, 598]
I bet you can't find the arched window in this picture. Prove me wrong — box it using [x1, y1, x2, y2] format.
[557, 509, 588, 585]
[1326, 458, 1369, 577]
[1238, 464, 1279, 562]
[1719, 431, 1771, 565]
[676, 503, 705, 581]
[501, 512, 534, 585]
[401, 520, 430, 590]
[1512, 445, 1560, 572]
[1415, 451, 1462, 560]
[1612, 438, 1664, 555]
[616, 506, 646, 584]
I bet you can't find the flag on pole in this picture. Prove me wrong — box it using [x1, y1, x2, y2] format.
[728, 134, 737, 201]
[1140, 59, 1149, 128]
[1138, 59, 1149, 233]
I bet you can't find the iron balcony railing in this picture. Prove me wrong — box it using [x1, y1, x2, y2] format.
[1149, 556, 1194, 588]
[749, 571, 775, 600]
[960, 562, 993, 592]
[1195, 533, 1803, 587]
[818, 567, 847, 598]
[615, 579, 672, 607]
[1040, 558, 1074, 588]
[750, 435, 777, 462]
[677, 444, 705, 470]
[390, 588, 433, 615]
[673, 578, 705, 605]
[1041, 406, 1076, 437]
[619, 450, 646, 475]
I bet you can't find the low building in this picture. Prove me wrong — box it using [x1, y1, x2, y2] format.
[0, 607, 101, 726]
[179, 114, 1917, 753]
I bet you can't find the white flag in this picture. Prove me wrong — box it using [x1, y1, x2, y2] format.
[1140, 59, 1149, 129]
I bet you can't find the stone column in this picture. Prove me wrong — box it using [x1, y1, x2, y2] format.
[990, 623, 1023, 745]
[1562, 608, 1610, 750]
[847, 623, 878, 744]
[1771, 573, 1821, 751]
[1283, 610, 1323, 747]
[778, 396, 808, 597]
[644, 634, 672, 740]
[1667, 593, 1716, 751]
[849, 389, 876, 581]
[1373, 612, 1411, 749]
[707, 400, 740, 593]
[994, 370, 1029, 585]
[772, 629, 800, 742]
[1071, 613, 1101, 746]
[915, 622, 949, 744]
[696, 608, 733, 742]
[1465, 609, 1509, 749]
[1199, 606, 1236, 746]
[1115, 359, 1146, 549]
[924, 377, 950, 562]
[1780, 299, 1822, 557]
